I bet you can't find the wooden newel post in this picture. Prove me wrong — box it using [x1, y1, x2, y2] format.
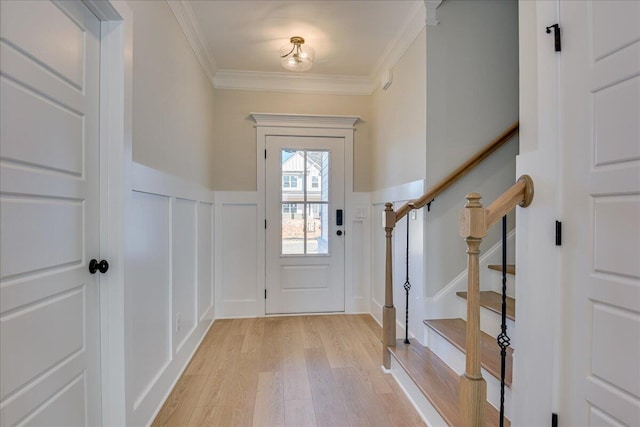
[382, 202, 396, 369]
[459, 193, 488, 427]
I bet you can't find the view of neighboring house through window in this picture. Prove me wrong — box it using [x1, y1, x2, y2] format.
[283, 174, 299, 189]
[281, 149, 329, 255]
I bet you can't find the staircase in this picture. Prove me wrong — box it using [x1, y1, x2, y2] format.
[389, 263, 516, 426]
[380, 123, 535, 426]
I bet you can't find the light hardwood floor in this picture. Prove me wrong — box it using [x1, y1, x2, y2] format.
[152, 315, 425, 427]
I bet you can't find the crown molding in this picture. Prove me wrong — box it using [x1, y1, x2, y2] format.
[425, 0, 444, 26]
[214, 70, 374, 95]
[168, 0, 431, 95]
[167, 0, 217, 87]
[370, 0, 426, 89]
[250, 113, 359, 129]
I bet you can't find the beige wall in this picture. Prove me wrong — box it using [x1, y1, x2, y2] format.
[211, 90, 372, 192]
[127, 0, 215, 188]
[370, 28, 427, 191]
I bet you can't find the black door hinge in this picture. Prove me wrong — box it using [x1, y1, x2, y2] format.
[264, 149, 267, 159]
[555, 221, 562, 246]
[546, 24, 561, 52]
[264, 289, 267, 299]
[265, 219, 267, 229]
[552, 413, 558, 427]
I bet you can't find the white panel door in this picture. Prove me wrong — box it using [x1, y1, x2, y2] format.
[0, 1, 102, 425]
[265, 136, 345, 314]
[560, 1, 640, 425]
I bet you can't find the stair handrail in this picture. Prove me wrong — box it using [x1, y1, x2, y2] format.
[381, 122, 520, 369]
[395, 121, 519, 222]
[458, 175, 534, 427]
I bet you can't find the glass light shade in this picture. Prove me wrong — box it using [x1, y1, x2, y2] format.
[279, 43, 315, 72]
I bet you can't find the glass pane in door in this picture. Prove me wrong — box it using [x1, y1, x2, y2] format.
[280, 148, 330, 255]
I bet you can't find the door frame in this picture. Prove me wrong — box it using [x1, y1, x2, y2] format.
[81, 1, 132, 424]
[512, 0, 562, 425]
[251, 113, 359, 315]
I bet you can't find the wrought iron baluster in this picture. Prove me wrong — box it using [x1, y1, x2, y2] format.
[403, 214, 411, 344]
[497, 215, 511, 427]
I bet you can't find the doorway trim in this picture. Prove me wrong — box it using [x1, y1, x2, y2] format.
[81, 1, 132, 424]
[251, 113, 359, 315]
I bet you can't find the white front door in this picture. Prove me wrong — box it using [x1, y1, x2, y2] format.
[560, 1, 640, 425]
[0, 1, 102, 425]
[265, 136, 345, 314]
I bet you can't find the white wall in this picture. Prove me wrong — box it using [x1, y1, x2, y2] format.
[124, 164, 215, 426]
[424, 0, 519, 297]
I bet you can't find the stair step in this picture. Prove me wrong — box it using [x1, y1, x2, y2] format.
[456, 291, 515, 321]
[388, 339, 508, 427]
[424, 318, 513, 387]
[488, 264, 516, 275]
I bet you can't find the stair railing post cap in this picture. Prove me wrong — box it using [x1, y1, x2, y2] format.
[460, 193, 487, 239]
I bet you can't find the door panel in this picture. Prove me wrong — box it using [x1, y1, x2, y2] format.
[560, 1, 640, 425]
[0, 1, 102, 425]
[265, 136, 345, 314]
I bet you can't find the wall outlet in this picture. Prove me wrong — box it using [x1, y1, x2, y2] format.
[176, 312, 182, 333]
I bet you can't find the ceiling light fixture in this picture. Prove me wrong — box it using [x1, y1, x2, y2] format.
[279, 36, 315, 72]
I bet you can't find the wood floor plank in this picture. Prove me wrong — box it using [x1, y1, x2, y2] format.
[241, 317, 265, 354]
[260, 317, 284, 373]
[304, 347, 351, 427]
[284, 399, 317, 427]
[282, 317, 312, 401]
[334, 366, 394, 427]
[299, 315, 322, 349]
[314, 316, 350, 368]
[252, 371, 285, 427]
[195, 339, 244, 407]
[153, 315, 424, 427]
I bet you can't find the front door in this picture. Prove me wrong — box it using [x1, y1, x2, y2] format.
[265, 136, 345, 314]
[0, 1, 102, 425]
[560, 1, 640, 425]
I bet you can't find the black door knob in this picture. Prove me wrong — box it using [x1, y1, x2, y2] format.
[89, 259, 109, 274]
[336, 230, 343, 236]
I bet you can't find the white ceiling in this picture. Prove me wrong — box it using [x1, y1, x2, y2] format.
[169, 0, 430, 94]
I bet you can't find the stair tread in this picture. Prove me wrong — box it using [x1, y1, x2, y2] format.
[424, 318, 513, 387]
[456, 291, 515, 321]
[488, 264, 516, 275]
[388, 339, 507, 427]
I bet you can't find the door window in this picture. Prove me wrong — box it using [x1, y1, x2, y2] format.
[281, 149, 329, 255]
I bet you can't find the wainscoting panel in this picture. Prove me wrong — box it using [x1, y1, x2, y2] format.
[198, 202, 214, 321]
[124, 163, 215, 427]
[172, 198, 197, 353]
[125, 190, 171, 410]
[215, 192, 263, 318]
[346, 192, 372, 313]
